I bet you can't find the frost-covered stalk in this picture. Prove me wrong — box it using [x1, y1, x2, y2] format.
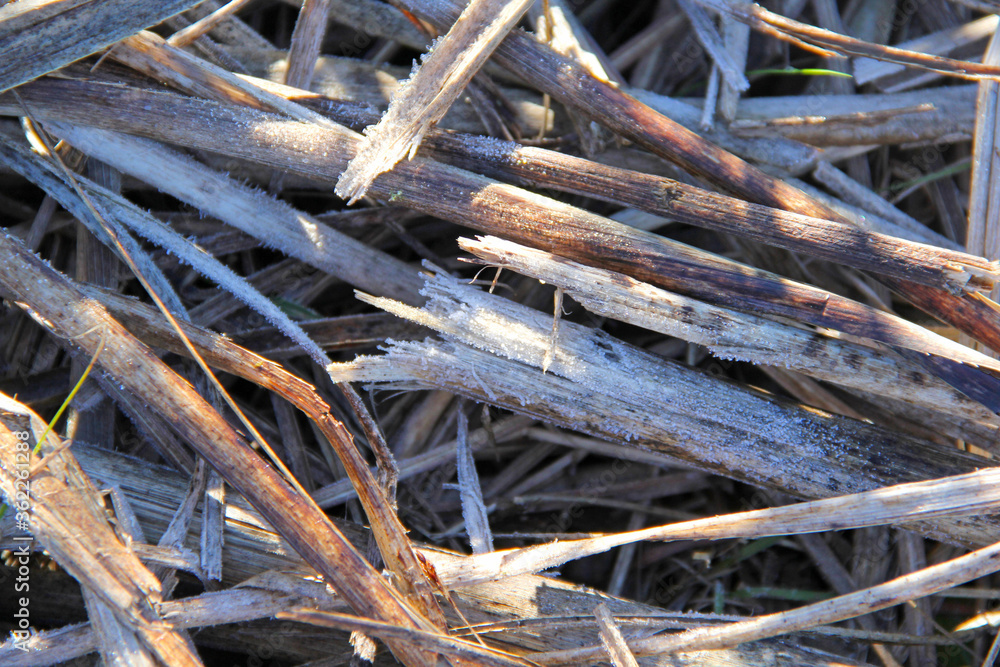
[336, 0, 533, 203]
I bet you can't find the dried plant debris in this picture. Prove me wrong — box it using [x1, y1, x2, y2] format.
[3, 1, 1000, 665]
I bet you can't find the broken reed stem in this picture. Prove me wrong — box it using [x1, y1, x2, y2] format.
[0, 126, 444, 626]
[4, 440, 824, 666]
[336, 0, 533, 202]
[434, 464, 1000, 588]
[0, 401, 201, 666]
[401, 0, 845, 220]
[166, 0, 258, 47]
[728, 87, 975, 147]
[430, 133, 997, 293]
[0, 0, 202, 92]
[594, 603, 640, 667]
[281, 0, 334, 92]
[64, 280, 445, 626]
[4, 1, 995, 663]
[15, 39, 1000, 390]
[330, 270, 1000, 549]
[10, 106, 424, 304]
[458, 236, 999, 427]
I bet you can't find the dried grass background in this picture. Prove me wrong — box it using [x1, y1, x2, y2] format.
[2, 0, 1000, 666]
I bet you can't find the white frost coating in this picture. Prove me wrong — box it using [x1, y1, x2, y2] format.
[420, 36, 443, 68]
[27, 128, 342, 367]
[335, 0, 534, 202]
[467, 363, 498, 401]
[457, 134, 520, 162]
[458, 236, 1000, 425]
[407, 56, 422, 81]
[340, 266, 974, 505]
[0, 137, 188, 320]
[397, 269, 851, 458]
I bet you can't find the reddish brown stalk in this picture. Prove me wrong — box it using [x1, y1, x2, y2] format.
[720, 0, 1000, 81]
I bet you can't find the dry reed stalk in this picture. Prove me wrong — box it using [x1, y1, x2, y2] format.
[730, 90, 974, 146]
[403, 0, 1000, 362]
[336, 0, 533, 202]
[30, 29, 1000, 401]
[8, 77, 979, 291]
[282, 0, 333, 92]
[166, 0, 259, 48]
[404, 0, 850, 219]
[853, 15, 998, 89]
[5, 106, 425, 303]
[433, 465, 1000, 587]
[0, 226, 445, 627]
[967, 30, 1000, 315]
[594, 602, 641, 667]
[705, 0, 1000, 80]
